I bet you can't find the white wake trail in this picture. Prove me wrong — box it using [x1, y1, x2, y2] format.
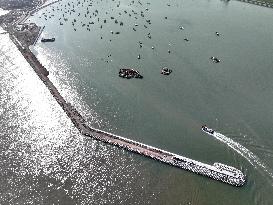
[212, 132, 273, 181]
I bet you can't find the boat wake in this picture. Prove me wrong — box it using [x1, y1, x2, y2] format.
[212, 131, 273, 184]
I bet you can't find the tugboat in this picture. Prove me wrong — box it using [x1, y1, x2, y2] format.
[41, 38, 55, 42]
[210, 56, 220, 63]
[161, 67, 172, 75]
[201, 125, 215, 135]
[119, 68, 143, 79]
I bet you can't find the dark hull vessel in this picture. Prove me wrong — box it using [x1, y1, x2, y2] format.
[41, 38, 55, 42]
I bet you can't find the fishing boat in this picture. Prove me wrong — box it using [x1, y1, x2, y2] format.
[161, 67, 172, 75]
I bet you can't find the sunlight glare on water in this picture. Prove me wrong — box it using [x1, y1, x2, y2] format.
[1, 0, 273, 204]
[0, 33, 160, 204]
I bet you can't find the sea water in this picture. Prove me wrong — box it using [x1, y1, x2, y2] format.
[1, 0, 273, 204]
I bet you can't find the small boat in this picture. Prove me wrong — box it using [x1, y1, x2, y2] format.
[210, 56, 220, 63]
[201, 125, 215, 135]
[161, 67, 172, 75]
[41, 38, 55, 42]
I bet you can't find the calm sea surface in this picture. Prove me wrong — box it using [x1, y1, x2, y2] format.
[1, 0, 273, 204]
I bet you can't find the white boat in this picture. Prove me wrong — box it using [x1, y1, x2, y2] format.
[201, 125, 215, 135]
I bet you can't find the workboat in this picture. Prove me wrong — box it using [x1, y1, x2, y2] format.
[210, 56, 220, 63]
[201, 125, 215, 135]
[161, 67, 172, 75]
[41, 38, 55, 42]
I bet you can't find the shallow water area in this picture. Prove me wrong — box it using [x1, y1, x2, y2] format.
[12, 0, 273, 204]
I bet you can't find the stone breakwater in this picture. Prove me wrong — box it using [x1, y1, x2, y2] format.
[237, 0, 273, 8]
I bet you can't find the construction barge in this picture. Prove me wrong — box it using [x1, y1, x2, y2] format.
[10, 34, 246, 187]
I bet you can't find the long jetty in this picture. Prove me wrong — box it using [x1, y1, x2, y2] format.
[237, 0, 273, 8]
[10, 34, 246, 187]
[33, 25, 45, 46]
[30, 0, 62, 15]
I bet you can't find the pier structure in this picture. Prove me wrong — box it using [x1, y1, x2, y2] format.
[33, 25, 45, 45]
[10, 33, 246, 187]
[237, 0, 273, 8]
[30, 0, 62, 15]
[82, 127, 246, 187]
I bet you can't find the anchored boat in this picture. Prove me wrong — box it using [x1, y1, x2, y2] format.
[41, 38, 55, 42]
[161, 67, 172, 75]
